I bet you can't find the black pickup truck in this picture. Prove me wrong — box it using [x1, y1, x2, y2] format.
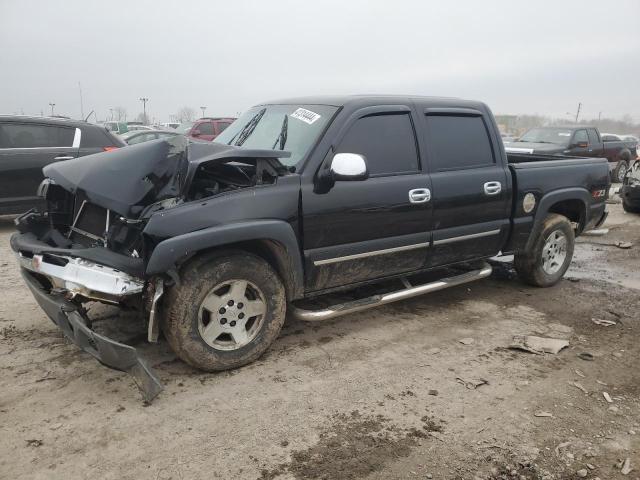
[10, 96, 610, 400]
[505, 125, 636, 183]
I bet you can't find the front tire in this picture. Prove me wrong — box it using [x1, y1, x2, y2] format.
[622, 199, 640, 214]
[514, 214, 575, 287]
[162, 251, 286, 371]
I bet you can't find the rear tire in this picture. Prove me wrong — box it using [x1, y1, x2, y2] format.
[514, 214, 575, 287]
[162, 251, 286, 371]
[613, 160, 629, 183]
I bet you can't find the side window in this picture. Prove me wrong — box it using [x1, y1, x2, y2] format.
[80, 127, 114, 148]
[0, 123, 74, 148]
[573, 130, 588, 144]
[425, 115, 494, 171]
[336, 113, 419, 175]
[216, 122, 231, 134]
[587, 129, 600, 144]
[196, 122, 215, 135]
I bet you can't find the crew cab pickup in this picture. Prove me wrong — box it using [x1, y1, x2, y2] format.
[505, 125, 636, 182]
[10, 96, 610, 400]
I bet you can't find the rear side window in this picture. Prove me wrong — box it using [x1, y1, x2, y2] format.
[0, 123, 74, 148]
[587, 129, 600, 144]
[80, 126, 118, 147]
[336, 113, 419, 175]
[196, 122, 215, 135]
[425, 115, 494, 171]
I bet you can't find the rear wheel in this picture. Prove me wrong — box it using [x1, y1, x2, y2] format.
[613, 160, 629, 183]
[162, 251, 286, 371]
[514, 214, 575, 287]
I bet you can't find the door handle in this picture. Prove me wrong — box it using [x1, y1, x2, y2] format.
[409, 188, 431, 203]
[54, 155, 74, 161]
[483, 181, 502, 195]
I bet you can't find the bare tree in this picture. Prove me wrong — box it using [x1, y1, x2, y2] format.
[113, 106, 127, 122]
[176, 106, 196, 123]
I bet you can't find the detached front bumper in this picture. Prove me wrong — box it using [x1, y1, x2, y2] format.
[20, 269, 163, 402]
[11, 229, 163, 402]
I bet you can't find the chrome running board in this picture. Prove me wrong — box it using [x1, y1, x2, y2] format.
[290, 262, 492, 322]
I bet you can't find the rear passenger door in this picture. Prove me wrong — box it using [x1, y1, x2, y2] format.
[419, 111, 511, 267]
[0, 122, 79, 210]
[302, 107, 432, 292]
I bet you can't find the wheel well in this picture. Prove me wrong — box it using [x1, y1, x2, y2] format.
[181, 240, 301, 301]
[548, 199, 586, 232]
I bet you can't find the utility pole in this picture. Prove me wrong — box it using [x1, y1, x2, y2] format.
[139, 97, 149, 124]
[598, 111, 602, 123]
[78, 82, 84, 120]
[110, 108, 114, 120]
[48, 102, 55, 116]
[574, 102, 582, 123]
[200, 106, 207, 118]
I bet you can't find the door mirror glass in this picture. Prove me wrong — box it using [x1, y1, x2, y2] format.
[574, 141, 588, 148]
[330, 153, 369, 181]
[192, 129, 201, 137]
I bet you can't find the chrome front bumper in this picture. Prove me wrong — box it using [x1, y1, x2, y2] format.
[17, 252, 144, 303]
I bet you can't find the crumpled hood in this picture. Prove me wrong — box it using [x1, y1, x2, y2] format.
[504, 142, 565, 154]
[43, 136, 290, 219]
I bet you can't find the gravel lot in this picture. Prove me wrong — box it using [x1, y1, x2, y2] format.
[1, 197, 639, 480]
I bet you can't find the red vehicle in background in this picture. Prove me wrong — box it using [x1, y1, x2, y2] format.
[176, 117, 236, 141]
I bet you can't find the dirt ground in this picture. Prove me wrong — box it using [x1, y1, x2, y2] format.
[1, 195, 639, 480]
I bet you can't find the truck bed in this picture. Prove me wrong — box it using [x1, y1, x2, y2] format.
[507, 152, 605, 165]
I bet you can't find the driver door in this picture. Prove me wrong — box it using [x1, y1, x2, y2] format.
[301, 107, 433, 293]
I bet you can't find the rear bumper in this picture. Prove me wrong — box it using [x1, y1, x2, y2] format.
[20, 269, 163, 402]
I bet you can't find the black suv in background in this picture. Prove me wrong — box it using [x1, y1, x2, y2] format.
[0, 116, 125, 215]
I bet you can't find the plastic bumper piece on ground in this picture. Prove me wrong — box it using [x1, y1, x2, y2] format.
[21, 269, 163, 402]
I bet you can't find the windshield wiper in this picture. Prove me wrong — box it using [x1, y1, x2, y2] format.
[227, 108, 266, 146]
[271, 114, 288, 150]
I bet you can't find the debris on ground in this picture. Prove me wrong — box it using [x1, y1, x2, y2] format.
[555, 441, 571, 455]
[583, 228, 609, 236]
[458, 337, 475, 345]
[571, 381, 588, 394]
[426, 347, 441, 355]
[456, 377, 488, 389]
[576, 468, 588, 477]
[574, 369, 585, 377]
[615, 241, 633, 249]
[578, 352, 595, 361]
[591, 318, 617, 326]
[428, 389, 439, 396]
[619, 457, 632, 475]
[534, 411, 553, 418]
[603, 392, 613, 403]
[509, 335, 569, 354]
[25, 439, 43, 447]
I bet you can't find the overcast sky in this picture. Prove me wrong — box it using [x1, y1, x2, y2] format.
[1, 0, 639, 123]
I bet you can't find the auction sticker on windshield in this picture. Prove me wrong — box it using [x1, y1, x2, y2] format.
[291, 108, 321, 125]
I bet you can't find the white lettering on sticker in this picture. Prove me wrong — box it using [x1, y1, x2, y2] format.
[291, 108, 321, 125]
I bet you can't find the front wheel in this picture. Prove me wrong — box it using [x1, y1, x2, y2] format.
[622, 199, 640, 214]
[162, 251, 286, 371]
[514, 214, 575, 287]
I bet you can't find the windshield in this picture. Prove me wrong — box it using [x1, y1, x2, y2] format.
[518, 128, 573, 146]
[176, 122, 194, 134]
[214, 104, 338, 167]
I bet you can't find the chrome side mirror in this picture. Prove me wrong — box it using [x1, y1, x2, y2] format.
[330, 153, 369, 181]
